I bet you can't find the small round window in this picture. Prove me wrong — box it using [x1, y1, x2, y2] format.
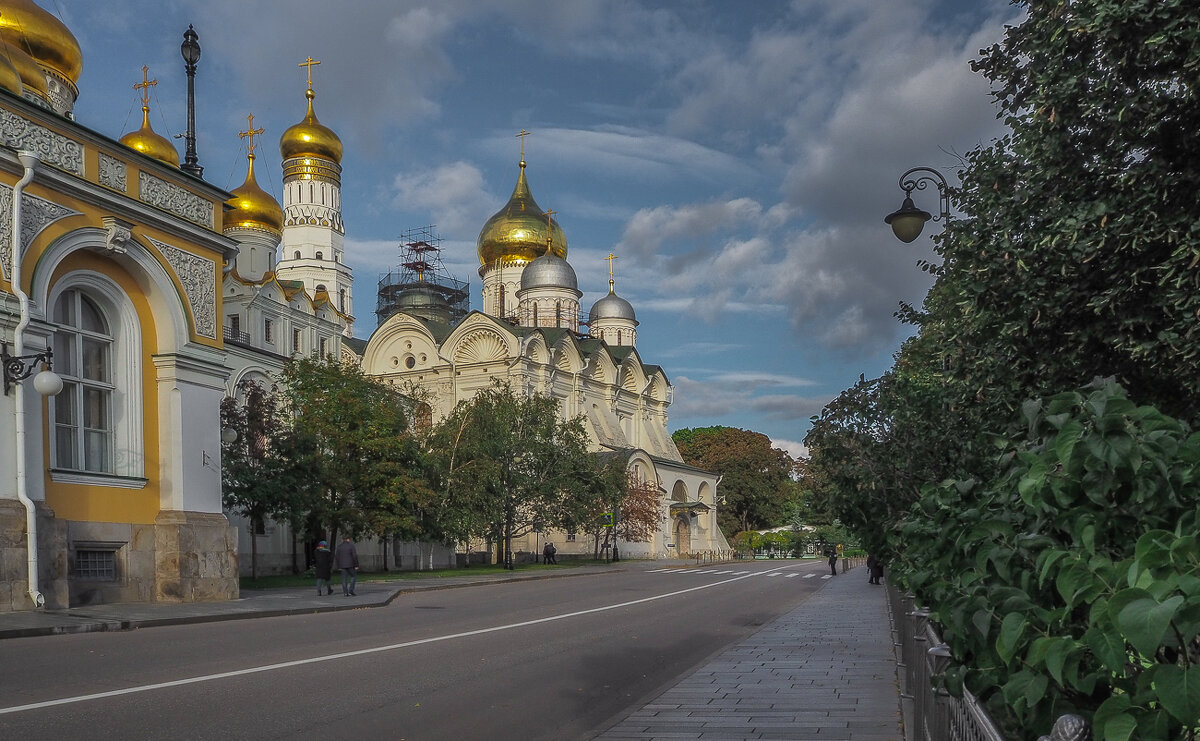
[404, 356, 416, 369]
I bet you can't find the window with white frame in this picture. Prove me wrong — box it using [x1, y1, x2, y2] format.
[52, 290, 115, 473]
[48, 275, 144, 484]
[264, 318, 273, 344]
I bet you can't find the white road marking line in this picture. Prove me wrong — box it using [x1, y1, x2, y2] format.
[0, 565, 801, 715]
[803, 573, 817, 579]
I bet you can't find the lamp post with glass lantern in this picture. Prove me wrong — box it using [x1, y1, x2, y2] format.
[884, 167, 951, 243]
[180, 25, 203, 177]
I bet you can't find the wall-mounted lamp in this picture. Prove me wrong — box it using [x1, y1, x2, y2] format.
[885, 167, 951, 243]
[2, 343, 62, 397]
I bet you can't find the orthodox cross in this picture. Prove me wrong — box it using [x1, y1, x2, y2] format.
[238, 114, 264, 158]
[134, 65, 157, 106]
[516, 129, 530, 162]
[606, 253, 618, 291]
[546, 208, 556, 252]
[299, 56, 321, 90]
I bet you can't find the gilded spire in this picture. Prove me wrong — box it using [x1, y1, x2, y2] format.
[226, 113, 283, 236]
[280, 56, 343, 166]
[119, 65, 179, 167]
[606, 252, 617, 293]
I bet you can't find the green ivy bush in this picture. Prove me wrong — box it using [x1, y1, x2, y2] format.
[898, 380, 1199, 740]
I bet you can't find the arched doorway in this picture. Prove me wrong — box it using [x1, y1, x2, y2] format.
[674, 516, 691, 555]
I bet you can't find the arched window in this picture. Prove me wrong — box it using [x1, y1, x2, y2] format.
[498, 285, 506, 317]
[294, 251, 301, 260]
[555, 302, 562, 328]
[52, 290, 114, 473]
[339, 288, 346, 312]
[315, 251, 323, 260]
[532, 304, 539, 327]
[316, 284, 326, 294]
[617, 329, 623, 345]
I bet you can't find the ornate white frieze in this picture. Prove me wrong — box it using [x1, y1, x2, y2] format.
[138, 172, 214, 228]
[0, 108, 84, 176]
[148, 236, 217, 339]
[0, 184, 80, 280]
[98, 152, 127, 192]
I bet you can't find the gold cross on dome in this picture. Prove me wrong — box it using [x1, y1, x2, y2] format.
[133, 65, 157, 106]
[299, 56, 321, 89]
[516, 129, 530, 160]
[238, 114, 265, 157]
[546, 208, 556, 250]
[606, 253, 618, 290]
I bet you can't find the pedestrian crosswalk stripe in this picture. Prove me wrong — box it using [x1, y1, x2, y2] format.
[803, 574, 816, 579]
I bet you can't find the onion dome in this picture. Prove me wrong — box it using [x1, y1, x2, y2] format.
[225, 152, 283, 236]
[521, 252, 577, 291]
[396, 288, 452, 323]
[0, 49, 24, 96]
[280, 88, 342, 163]
[0, 0, 82, 85]
[0, 39, 46, 100]
[477, 160, 567, 265]
[120, 103, 179, 167]
[590, 289, 636, 322]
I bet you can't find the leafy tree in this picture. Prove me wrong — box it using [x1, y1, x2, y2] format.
[900, 381, 1199, 741]
[220, 379, 311, 579]
[428, 384, 605, 567]
[278, 357, 420, 545]
[673, 426, 797, 538]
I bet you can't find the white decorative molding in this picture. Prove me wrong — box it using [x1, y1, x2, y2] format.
[98, 152, 127, 191]
[0, 184, 80, 280]
[138, 171, 214, 228]
[149, 236, 218, 339]
[0, 108, 84, 175]
[102, 216, 135, 254]
[454, 329, 509, 364]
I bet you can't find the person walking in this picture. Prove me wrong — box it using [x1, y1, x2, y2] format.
[542, 542, 553, 564]
[314, 540, 334, 595]
[827, 549, 837, 576]
[546, 542, 557, 565]
[867, 553, 879, 584]
[334, 535, 359, 596]
[868, 553, 885, 585]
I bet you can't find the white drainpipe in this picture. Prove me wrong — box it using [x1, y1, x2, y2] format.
[10, 151, 45, 608]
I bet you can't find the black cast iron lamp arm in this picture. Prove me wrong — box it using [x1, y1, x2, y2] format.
[885, 167, 951, 243]
[2, 343, 62, 396]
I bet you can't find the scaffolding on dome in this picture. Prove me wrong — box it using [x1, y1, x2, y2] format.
[376, 226, 470, 327]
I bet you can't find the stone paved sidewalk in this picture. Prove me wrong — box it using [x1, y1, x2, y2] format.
[595, 566, 902, 741]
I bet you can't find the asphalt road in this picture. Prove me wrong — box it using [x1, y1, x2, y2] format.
[0, 559, 831, 740]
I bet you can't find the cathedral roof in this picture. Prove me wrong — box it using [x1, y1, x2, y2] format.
[280, 87, 342, 164]
[120, 104, 179, 167]
[477, 160, 567, 265]
[225, 151, 283, 235]
[589, 289, 637, 323]
[0, 0, 82, 85]
[520, 251, 577, 291]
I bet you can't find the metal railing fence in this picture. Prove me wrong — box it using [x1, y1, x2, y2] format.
[887, 585, 1089, 741]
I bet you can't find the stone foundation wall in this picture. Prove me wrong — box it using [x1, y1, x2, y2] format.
[154, 511, 239, 603]
[0, 499, 68, 612]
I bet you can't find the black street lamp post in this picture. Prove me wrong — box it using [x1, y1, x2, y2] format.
[885, 167, 950, 242]
[180, 25, 203, 177]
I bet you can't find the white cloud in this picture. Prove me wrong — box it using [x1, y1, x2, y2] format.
[391, 161, 493, 237]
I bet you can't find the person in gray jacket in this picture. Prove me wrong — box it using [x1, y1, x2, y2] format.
[334, 536, 359, 596]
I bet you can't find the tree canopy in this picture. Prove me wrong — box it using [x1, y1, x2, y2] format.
[673, 426, 797, 538]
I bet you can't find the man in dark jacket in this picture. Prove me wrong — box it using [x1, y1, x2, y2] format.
[334, 536, 359, 596]
[314, 540, 333, 595]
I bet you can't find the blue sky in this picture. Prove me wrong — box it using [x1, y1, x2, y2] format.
[51, 0, 1019, 458]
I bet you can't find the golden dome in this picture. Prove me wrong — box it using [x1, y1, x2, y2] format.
[477, 161, 567, 265]
[0, 47, 25, 96]
[226, 153, 283, 236]
[120, 105, 180, 167]
[0, 38, 46, 100]
[280, 89, 342, 163]
[0, 0, 82, 84]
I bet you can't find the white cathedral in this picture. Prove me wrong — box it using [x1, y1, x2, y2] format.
[0, 0, 726, 614]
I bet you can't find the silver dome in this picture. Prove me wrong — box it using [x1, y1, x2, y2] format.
[589, 290, 636, 322]
[520, 253, 578, 291]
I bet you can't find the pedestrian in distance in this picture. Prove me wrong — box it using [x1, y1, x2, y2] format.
[546, 542, 557, 565]
[314, 540, 334, 596]
[542, 542, 552, 564]
[827, 549, 837, 576]
[867, 554, 884, 585]
[334, 536, 359, 596]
